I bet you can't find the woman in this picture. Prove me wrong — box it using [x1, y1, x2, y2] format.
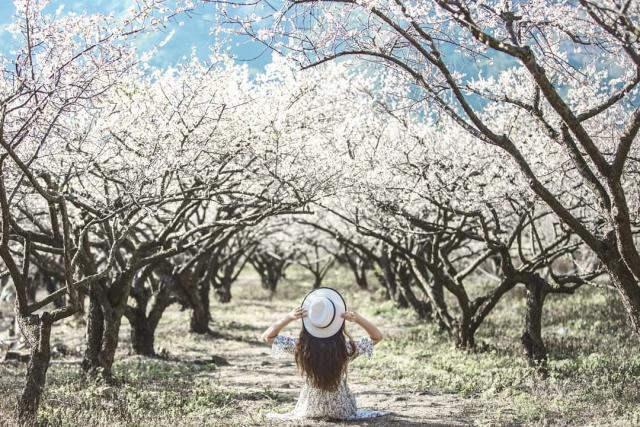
[261, 287, 387, 420]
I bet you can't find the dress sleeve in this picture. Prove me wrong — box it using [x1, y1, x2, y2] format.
[350, 337, 374, 359]
[271, 335, 297, 358]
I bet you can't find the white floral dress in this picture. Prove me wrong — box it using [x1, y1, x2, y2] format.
[268, 335, 388, 421]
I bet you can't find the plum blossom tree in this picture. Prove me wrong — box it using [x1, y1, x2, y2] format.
[3, 36, 374, 393]
[271, 71, 605, 362]
[0, 0, 201, 421]
[96, 54, 387, 356]
[249, 228, 296, 294]
[222, 0, 640, 338]
[71, 53, 344, 375]
[288, 221, 339, 289]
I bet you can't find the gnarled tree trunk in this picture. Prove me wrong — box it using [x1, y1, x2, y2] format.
[521, 274, 548, 373]
[600, 232, 640, 336]
[377, 249, 409, 308]
[191, 275, 211, 332]
[128, 311, 156, 356]
[250, 252, 289, 293]
[396, 261, 432, 319]
[82, 276, 131, 382]
[456, 318, 475, 350]
[125, 266, 177, 356]
[344, 250, 369, 290]
[15, 313, 53, 426]
[126, 293, 175, 356]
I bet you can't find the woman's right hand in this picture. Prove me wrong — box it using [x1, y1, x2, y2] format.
[287, 306, 307, 321]
[342, 311, 383, 344]
[342, 311, 361, 323]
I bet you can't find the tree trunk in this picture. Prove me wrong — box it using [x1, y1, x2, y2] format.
[378, 252, 409, 308]
[82, 301, 121, 381]
[97, 315, 122, 380]
[408, 259, 455, 333]
[251, 254, 286, 293]
[214, 279, 232, 303]
[346, 254, 369, 290]
[190, 306, 210, 333]
[175, 265, 212, 334]
[82, 290, 103, 375]
[190, 273, 211, 334]
[82, 279, 130, 382]
[127, 310, 155, 356]
[15, 314, 52, 426]
[11, 314, 17, 337]
[264, 273, 279, 293]
[456, 320, 475, 349]
[354, 263, 369, 290]
[44, 276, 64, 309]
[430, 281, 449, 330]
[521, 275, 548, 373]
[374, 271, 391, 300]
[400, 284, 432, 319]
[397, 264, 431, 319]
[126, 286, 175, 356]
[259, 261, 280, 293]
[600, 233, 640, 335]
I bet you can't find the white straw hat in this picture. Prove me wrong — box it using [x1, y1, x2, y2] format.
[301, 287, 346, 338]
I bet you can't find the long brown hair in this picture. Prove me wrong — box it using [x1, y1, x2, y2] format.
[295, 324, 356, 391]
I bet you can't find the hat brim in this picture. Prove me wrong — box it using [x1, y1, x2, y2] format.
[301, 287, 346, 338]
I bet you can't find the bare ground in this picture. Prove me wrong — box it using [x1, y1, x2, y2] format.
[207, 317, 473, 427]
[0, 272, 477, 426]
[186, 274, 476, 427]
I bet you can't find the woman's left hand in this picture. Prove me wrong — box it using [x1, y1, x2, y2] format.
[341, 311, 361, 323]
[287, 306, 307, 321]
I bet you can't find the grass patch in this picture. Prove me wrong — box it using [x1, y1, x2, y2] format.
[1, 356, 289, 427]
[348, 282, 640, 426]
[1, 268, 639, 426]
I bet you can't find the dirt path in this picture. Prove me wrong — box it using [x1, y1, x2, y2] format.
[1, 275, 476, 426]
[214, 340, 472, 426]
[200, 287, 474, 427]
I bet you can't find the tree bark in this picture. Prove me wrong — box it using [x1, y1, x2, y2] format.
[600, 232, 640, 335]
[96, 314, 121, 381]
[353, 262, 369, 290]
[260, 268, 280, 292]
[396, 263, 431, 319]
[312, 274, 322, 289]
[250, 253, 287, 293]
[190, 275, 211, 333]
[82, 277, 130, 382]
[44, 275, 64, 309]
[345, 252, 369, 289]
[15, 313, 52, 426]
[81, 289, 103, 374]
[378, 250, 409, 308]
[125, 281, 175, 356]
[174, 261, 212, 334]
[129, 313, 155, 356]
[521, 274, 548, 373]
[213, 279, 232, 303]
[456, 316, 475, 349]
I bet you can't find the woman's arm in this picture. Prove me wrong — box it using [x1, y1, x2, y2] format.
[260, 307, 307, 345]
[342, 311, 383, 344]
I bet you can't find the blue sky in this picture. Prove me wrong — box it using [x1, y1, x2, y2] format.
[0, 0, 272, 72]
[0, 0, 519, 86]
[0, 1, 516, 75]
[0, 0, 616, 97]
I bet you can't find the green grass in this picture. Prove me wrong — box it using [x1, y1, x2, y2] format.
[1, 267, 639, 426]
[1, 355, 288, 427]
[231, 267, 640, 425]
[348, 281, 640, 426]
